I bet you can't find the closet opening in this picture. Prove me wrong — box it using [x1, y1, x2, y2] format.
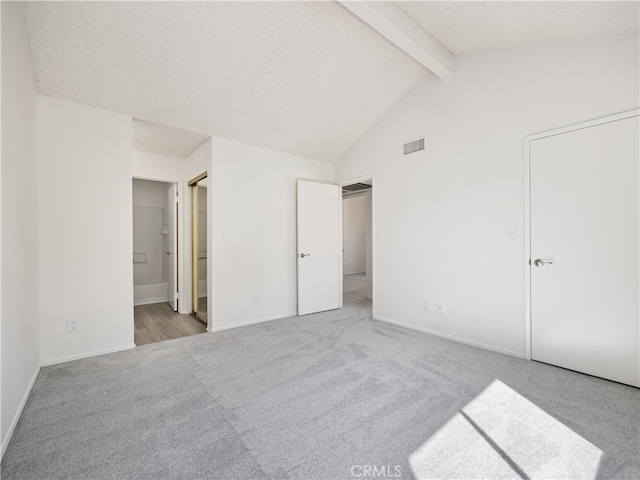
[189, 172, 209, 324]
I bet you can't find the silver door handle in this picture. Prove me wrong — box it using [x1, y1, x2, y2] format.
[166, 252, 171, 255]
[534, 258, 554, 267]
[298, 253, 311, 258]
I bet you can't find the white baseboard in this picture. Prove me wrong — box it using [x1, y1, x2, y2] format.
[1, 363, 41, 460]
[373, 315, 524, 359]
[40, 343, 137, 367]
[134, 296, 169, 306]
[210, 312, 297, 333]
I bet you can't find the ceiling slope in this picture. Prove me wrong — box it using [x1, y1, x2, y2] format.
[399, 1, 640, 55]
[132, 119, 210, 159]
[21, 1, 431, 163]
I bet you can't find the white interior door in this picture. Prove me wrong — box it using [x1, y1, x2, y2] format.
[167, 184, 179, 312]
[297, 180, 341, 315]
[530, 114, 639, 387]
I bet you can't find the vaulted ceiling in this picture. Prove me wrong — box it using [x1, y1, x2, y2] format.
[20, 1, 639, 163]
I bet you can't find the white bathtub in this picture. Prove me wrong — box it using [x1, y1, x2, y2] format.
[134, 281, 168, 306]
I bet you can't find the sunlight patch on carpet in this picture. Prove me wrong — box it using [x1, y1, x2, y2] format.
[409, 380, 602, 479]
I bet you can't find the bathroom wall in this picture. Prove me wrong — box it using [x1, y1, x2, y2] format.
[132, 179, 168, 285]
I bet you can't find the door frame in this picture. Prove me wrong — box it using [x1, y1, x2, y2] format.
[523, 109, 639, 361]
[338, 175, 376, 318]
[188, 172, 211, 329]
[131, 175, 184, 312]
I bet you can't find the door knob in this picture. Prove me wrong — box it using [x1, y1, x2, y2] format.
[166, 252, 171, 255]
[534, 258, 554, 267]
[298, 253, 311, 258]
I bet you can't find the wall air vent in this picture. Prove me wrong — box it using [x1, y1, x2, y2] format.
[403, 137, 425, 156]
[342, 182, 372, 195]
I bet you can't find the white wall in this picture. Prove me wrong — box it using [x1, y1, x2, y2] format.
[343, 195, 367, 274]
[132, 150, 189, 182]
[1, 1, 40, 456]
[336, 33, 640, 357]
[211, 136, 333, 331]
[38, 96, 134, 365]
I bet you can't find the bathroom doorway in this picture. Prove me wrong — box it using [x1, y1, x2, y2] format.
[132, 178, 205, 345]
[189, 172, 209, 323]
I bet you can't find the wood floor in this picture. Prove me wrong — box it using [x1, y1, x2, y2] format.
[134, 302, 207, 346]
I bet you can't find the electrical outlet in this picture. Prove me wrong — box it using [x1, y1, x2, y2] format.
[252, 295, 260, 304]
[67, 317, 79, 333]
[436, 302, 445, 314]
[423, 300, 432, 311]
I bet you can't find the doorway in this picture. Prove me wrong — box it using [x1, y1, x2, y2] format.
[189, 172, 209, 324]
[342, 181, 373, 311]
[132, 178, 206, 345]
[525, 110, 639, 387]
[295, 177, 375, 317]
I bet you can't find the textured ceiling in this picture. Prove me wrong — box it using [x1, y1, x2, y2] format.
[20, 2, 639, 163]
[132, 119, 209, 159]
[399, 1, 640, 55]
[21, 1, 430, 163]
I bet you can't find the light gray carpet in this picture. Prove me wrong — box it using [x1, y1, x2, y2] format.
[2, 280, 638, 479]
[343, 273, 368, 304]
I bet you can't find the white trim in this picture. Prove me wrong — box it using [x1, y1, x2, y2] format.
[39, 344, 136, 367]
[337, 2, 453, 78]
[209, 312, 297, 333]
[523, 134, 532, 360]
[1, 364, 41, 460]
[132, 174, 178, 184]
[337, 175, 374, 187]
[523, 109, 639, 361]
[338, 185, 344, 309]
[374, 315, 524, 359]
